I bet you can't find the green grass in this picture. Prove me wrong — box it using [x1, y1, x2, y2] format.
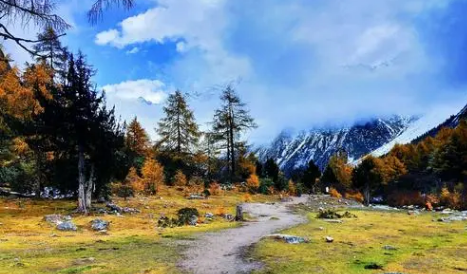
[0, 187, 276, 274]
[252, 209, 467, 274]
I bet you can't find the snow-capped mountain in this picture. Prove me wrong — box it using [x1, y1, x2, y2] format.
[256, 116, 417, 173]
[367, 103, 467, 158]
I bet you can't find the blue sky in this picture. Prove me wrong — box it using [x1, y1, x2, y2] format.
[3, 0, 467, 144]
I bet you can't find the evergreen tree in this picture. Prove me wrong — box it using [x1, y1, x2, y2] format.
[352, 156, 384, 206]
[302, 160, 321, 192]
[263, 158, 279, 183]
[212, 85, 257, 182]
[33, 26, 69, 79]
[157, 90, 200, 156]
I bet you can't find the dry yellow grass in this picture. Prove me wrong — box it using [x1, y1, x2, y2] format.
[0, 186, 277, 274]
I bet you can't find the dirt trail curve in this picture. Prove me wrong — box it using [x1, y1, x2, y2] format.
[178, 195, 309, 274]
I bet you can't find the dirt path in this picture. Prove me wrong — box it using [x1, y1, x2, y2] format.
[178, 195, 309, 274]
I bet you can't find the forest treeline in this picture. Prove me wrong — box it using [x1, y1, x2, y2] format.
[2, 27, 467, 211]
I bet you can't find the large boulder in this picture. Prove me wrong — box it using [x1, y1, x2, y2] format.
[57, 221, 77, 231]
[91, 219, 109, 231]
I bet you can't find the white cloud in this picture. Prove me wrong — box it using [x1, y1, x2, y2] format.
[102, 79, 168, 104]
[94, 0, 461, 143]
[126, 47, 140, 54]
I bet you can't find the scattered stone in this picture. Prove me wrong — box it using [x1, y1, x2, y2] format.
[188, 194, 205, 200]
[383, 245, 397, 251]
[281, 197, 293, 202]
[224, 214, 234, 221]
[269, 234, 309, 244]
[318, 227, 324, 231]
[106, 203, 140, 214]
[91, 219, 109, 231]
[56, 221, 77, 231]
[407, 210, 420, 216]
[322, 219, 343, 223]
[188, 215, 198, 226]
[325, 236, 334, 243]
[205, 212, 214, 219]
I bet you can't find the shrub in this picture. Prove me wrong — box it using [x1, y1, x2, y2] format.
[111, 182, 134, 200]
[243, 193, 252, 202]
[288, 180, 296, 196]
[216, 207, 226, 216]
[177, 208, 199, 225]
[329, 187, 342, 199]
[440, 187, 450, 205]
[344, 191, 364, 203]
[209, 182, 222, 196]
[387, 191, 424, 207]
[317, 209, 357, 219]
[258, 178, 274, 194]
[173, 170, 187, 187]
[246, 174, 260, 192]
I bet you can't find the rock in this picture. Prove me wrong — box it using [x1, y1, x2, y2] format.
[383, 245, 397, 250]
[205, 212, 214, 219]
[188, 215, 198, 226]
[322, 219, 343, 223]
[325, 236, 334, 243]
[56, 221, 77, 231]
[106, 203, 140, 214]
[318, 227, 324, 231]
[407, 210, 420, 216]
[224, 214, 234, 221]
[188, 194, 205, 200]
[281, 197, 293, 202]
[91, 219, 109, 231]
[269, 234, 309, 244]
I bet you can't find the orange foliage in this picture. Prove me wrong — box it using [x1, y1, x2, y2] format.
[344, 191, 364, 203]
[216, 206, 226, 216]
[173, 169, 187, 187]
[246, 174, 260, 192]
[137, 158, 165, 194]
[329, 187, 342, 199]
[243, 193, 252, 202]
[387, 191, 424, 207]
[209, 182, 222, 196]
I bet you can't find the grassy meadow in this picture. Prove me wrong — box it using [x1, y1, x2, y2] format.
[252, 209, 467, 274]
[0, 187, 276, 274]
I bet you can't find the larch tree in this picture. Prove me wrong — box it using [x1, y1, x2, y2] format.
[212, 85, 257, 182]
[157, 90, 200, 156]
[125, 117, 150, 156]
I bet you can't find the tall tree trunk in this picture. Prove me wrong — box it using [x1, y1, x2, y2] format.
[364, 183, 370, 206]
[77, 144, 87, 213]
[85, 164, 95, 209]
[228, 104, 235, 182]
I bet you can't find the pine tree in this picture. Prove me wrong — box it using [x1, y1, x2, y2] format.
[263, 158, 279, 183]
[302, 160, 321, 192]
[157, 90, 200, 156]
[212, 85, 257, 181]
[33, 26, 69, 80]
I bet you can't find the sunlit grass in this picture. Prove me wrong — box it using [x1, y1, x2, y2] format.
[252, 209, 467, 274]
[0, 186, 277, 274]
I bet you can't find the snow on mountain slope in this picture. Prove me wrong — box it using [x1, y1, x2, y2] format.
[367, 105, 467, 158]
[257, 115, 416, 173]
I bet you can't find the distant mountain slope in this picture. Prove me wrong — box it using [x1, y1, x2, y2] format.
[368, 103, 467, 158]
[257, 116, 416, 173]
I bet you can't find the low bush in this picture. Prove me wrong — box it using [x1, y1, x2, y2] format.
[177, 208, 199, 225]
[329, 187, 342, 199]
[344, 191, 364, 203]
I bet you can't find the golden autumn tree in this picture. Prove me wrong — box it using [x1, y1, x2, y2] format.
[246, 173, 260, 192]
[139, 158, 164, 195]
[125, 117, 150, 156]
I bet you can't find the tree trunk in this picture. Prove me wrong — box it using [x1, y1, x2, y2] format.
[77, 144, 87, 213]
[364, 183, 370, 206]
[235, 204, 244, 221]
[229, 109, 235, 182]
[85, 164, 95, 209]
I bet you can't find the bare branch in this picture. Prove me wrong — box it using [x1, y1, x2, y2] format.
[88, 0, 135, 25]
